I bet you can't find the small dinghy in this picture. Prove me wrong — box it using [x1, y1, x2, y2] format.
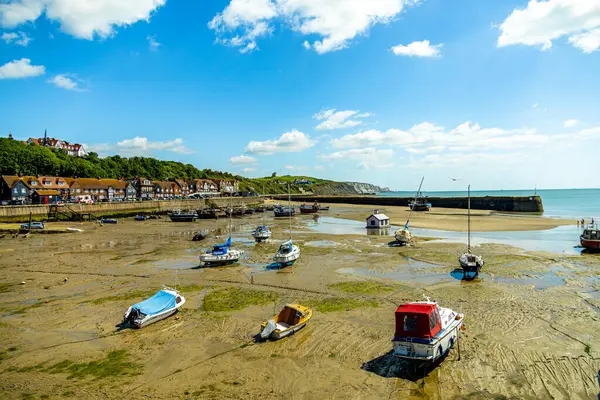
[199, 237, 244, 266]
[259, 304, 312, 340]
[100, 218, 118, 224]
[252, 225, 271, 242]
[392, 297, 463, 362]
[123, 288, 185, 329]
[134, 215, 147, 221]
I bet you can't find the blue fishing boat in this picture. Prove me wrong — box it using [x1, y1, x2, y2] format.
[100, 218, 118, 224]
[123, 288, 186, 329]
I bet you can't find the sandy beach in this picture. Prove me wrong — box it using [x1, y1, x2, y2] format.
[0, 204, 598, 400]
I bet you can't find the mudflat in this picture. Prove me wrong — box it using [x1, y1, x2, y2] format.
[0, 206, 598, 400]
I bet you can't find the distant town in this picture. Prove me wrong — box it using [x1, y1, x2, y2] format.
[0, 175, 240, 205]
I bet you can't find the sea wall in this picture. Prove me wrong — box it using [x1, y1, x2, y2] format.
[274, 195, 544, 213]
[0, 197, 263, 223]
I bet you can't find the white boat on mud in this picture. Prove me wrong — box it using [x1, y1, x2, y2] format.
[252, 225, 271, 242]
[392, 298, 463, 362]
[123, 287, 185, 329]
[459, 185, 484, 273]
[273, 239, 300, 266]
[199, 238, 244, 266]
[394, 224, 412, 245]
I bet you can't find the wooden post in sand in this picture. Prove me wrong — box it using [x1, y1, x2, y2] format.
[456, 327, 461, 361]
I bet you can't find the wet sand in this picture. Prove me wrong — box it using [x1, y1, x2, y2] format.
[281, 201, 574, 232]
[0, 208, 599, 400]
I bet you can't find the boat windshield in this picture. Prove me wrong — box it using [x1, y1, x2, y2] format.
[278, 244, 293, 254]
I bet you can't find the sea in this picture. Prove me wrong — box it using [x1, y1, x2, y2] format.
[377, 189, 600, 220]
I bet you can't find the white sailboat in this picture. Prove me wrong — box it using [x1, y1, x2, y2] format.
[273, 184, 300, 267]
[199, 197, 244, 266]
[458, 185, 484, 272]
[395, 177, 425, 245]
[252, 185, 272, 243]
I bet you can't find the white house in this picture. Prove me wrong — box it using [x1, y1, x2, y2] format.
[366, 210, 390, 229]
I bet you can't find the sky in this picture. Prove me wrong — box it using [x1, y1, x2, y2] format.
[1, 0, 600, 191]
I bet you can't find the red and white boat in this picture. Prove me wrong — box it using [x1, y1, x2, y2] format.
[580, 225, 600, 250]
[392, 298, 463, 362]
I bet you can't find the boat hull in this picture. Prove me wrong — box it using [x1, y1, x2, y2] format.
[580, 237, 600, 250]
[124, 292, 186, 329]
[169, 215, 197, 222]
[199, 250, 244, 266]
[272, 321, 307, 339]
[299, 208, 318, 214]
[393, 317, 463, 362]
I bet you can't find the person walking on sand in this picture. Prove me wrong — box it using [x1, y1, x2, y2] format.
[581, 218, 585, 227]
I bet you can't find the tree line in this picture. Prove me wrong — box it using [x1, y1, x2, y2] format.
[0, 138, 242, 181]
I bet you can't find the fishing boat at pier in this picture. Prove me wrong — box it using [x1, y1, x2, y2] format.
[123, 287, 185, 329]
[392, 297, 463, 362]
[580, 224, 600, 251]
[459, 185, 484, 273]
[259, 304, 312, 340]
[168, 210, 198, 222]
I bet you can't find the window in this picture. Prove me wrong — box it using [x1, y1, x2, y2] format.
[21, 188, 26, 194]
[76, 189, 81, 193]
[370, 220, 375, 226]
[403, 315, 418, 332]
[13, 188, 17, 194]
[58, 181, 64, 186]
[429, 311, 437, 330]
[31, 181, 37, 186]
[44, 181, 51, 186]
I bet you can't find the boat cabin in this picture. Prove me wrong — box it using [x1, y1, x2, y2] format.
[278, 241, 293, 254]
[366, 210, 390, 229]
[211, 244, 229, 256]
[277, 305, 309, 328]
[582, 228, 600, 240]
[394, 303, 441, 341]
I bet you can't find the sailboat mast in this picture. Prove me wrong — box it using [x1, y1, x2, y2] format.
[262, 184, 266, 227]
[288, 183, 292, 240]
[407, 176, 425, 225]
[467, 185, 471, 251]
[229, 194, 233, 240]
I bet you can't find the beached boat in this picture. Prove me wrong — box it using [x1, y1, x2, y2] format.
[392, 298, 463, 362]
[197, 209, 218, 219]
[259, 304, 312, 340]
[273, 239, 300, 266]
[169, 210, 198, 222]
[273, 185, 300, 266]
[395, 177, 424, 246]
[199, 237, 244, 266]
[299, 202, 320, 214]
[252, 226, 272, 242]
[408, 178, 431, 211]
[134, 215, 147, 221]
[318, 205, 330, 211]
[580, 224, 600, 250]
[395, 224, 412, 245]
[123, 287, 185, 329]
[459, 185, 484, 272]
[100, 218, 118, 224]
[274, 206, 295, 217]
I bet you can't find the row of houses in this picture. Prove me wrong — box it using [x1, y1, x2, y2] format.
[0, 175, 239, 204]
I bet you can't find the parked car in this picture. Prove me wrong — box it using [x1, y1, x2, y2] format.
[21, 221, 44, 230]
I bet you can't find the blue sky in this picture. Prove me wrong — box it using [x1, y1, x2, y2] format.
[1, 0, 600, 191]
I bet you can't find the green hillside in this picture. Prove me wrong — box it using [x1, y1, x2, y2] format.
[0, 137, 329, 194]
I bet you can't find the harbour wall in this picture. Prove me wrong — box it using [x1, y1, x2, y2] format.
[0, 197, 263, 223]
[274, 195, 544, 213]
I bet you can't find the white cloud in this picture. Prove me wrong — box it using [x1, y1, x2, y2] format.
[563, 119, 579, 128]
[314, 165, 325, 171]
[330, 121, 546, 153]
[319, 147, 395, 169]
[498, 0, 600, 53]
[47, 74, 85, 91]
[209, 0, 416, 54]
[0, 58, 44, 79]
[1, 31, 32, 46]
[285, 165, 307, 171]
[0, 0, 166, 40]
[302, 40, 310, 50]
[390, 40, 442, 57]
[569, 28, 600, 53]
[117, 137, 191, 155]
[230, 155, 258, 165]
[147, 34, 160, 51]
[245, 129, 316, 154]
[242, 167, 257, 173]
[314, 108, 370, 130]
